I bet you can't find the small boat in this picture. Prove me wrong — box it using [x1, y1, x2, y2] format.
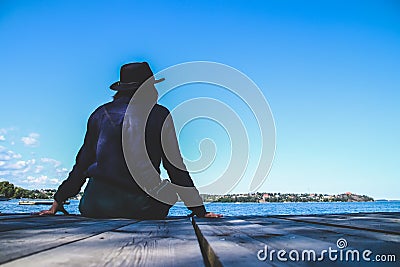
[19, 200, 70, 205]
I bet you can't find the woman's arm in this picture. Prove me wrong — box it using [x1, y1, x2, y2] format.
[39, 112, 99, 215]
[161, 113, 222, 218]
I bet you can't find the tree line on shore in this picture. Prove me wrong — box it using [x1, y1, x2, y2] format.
[0, 181, 54, 199]
[202, 192, 374, 203]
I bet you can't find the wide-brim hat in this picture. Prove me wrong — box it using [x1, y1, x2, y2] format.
[110, 62, 165, 91]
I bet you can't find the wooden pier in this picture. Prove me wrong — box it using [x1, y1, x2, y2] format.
[0, 212, 399, 266]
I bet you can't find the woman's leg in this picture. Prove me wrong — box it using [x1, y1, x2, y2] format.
[79, 178, 109, 218]
[79, 178, 172, 219]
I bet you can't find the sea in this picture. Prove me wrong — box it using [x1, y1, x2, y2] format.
[1, 199, 399, 216]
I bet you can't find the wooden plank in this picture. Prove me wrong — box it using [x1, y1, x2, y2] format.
[192, 217, 256, 267]
[3, 217, 204, 267]
[193, 216, 399, 266]
[0, 214, 41, 221]
[0, 217, 135, 265]
[245, 216, 400, 243]
[245, 216, 400, 260]
[0, 215, 89, 232]
[273, 212, 400, 235]
[1, 213, 398, 266]
[193, 217, 304, 266]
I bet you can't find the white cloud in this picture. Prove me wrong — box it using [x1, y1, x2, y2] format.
[2, 159, 35, 171]
[34, 165, 44, 173]
[41, 157, 61, 167]
[13, 153, 22, 159]
[56, 167, 68, 173]
[0, 135, 5, 141]
[0, 170, 10, 176]
[0, 143, 66, 189]
[21, 133, 40, 147]
[0, 149, 23, 161]
[0, 154, 11, 161]
[23, 175, 60, 185]
[49, 178, 60, 184]
[7, 160, 28, 170]
[23, 175, 49, 184]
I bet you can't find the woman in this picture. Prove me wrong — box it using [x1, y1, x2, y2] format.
[40, 62, 222, 219]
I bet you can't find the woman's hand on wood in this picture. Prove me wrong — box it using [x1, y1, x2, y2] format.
[204, 212, 223, 218]
[36, 201, 69, 215]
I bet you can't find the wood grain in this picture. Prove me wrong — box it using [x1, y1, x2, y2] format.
[3, 218, 204, 267]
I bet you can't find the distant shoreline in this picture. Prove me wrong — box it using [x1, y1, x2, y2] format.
[201, 192, 375, 203]
[1, 180, 389, 203]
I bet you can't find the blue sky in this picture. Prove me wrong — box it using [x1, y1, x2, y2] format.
[0, 0, 399, 199]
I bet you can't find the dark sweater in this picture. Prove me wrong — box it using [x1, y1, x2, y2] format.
[54, 95, 206, 217]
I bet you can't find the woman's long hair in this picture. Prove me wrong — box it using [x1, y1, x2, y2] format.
[113, 90, 134, 100]
[113, 84, 158, 103]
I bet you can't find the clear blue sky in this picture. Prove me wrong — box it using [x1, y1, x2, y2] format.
[0, 0, 399, 199]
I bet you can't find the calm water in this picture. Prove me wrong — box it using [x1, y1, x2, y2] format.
[1, 199, 399, 216]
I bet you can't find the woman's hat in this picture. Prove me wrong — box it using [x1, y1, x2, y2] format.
[110, 62, 165, 91]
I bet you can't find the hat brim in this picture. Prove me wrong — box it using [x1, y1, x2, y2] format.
[110, 78, 165, 91]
